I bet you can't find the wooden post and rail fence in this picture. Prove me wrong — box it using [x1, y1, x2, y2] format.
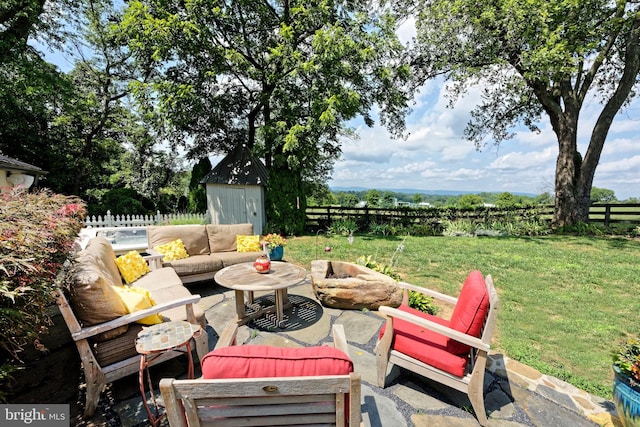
[304, 203, 640, 229]
[84, 204, 640, 229]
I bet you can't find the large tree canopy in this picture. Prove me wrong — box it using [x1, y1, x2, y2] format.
[1, 0, 47, 60]
[401, 0, 640, 227]
[121, 0, 411, 233]
[0, 1, 75, 182]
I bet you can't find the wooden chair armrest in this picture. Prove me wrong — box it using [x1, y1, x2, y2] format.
[142, 249, 164, 270]
[397, 281, 458, 305]
[378, 305, 489, 352]
[145, 248, 162, 256]
[214, 322, 239, 349]
[212, 323, 350, 356]
[71, 295, 202, 341]
[331, 324, 349, 356]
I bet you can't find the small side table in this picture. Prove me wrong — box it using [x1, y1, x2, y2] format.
[135, 321, 201, 426]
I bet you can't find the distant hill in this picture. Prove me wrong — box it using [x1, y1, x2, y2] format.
[330, 186, 536, 197]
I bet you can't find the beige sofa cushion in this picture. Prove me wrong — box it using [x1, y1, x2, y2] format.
[84, 236, 123, 287]
[133, 267, 184, 290]
[135, 269, 206, 325]
[160, 255, 224, 277]
[206, 223, 254, 252]
[213, 251, 265, 268]
[147, 225, 210, 256]
[70, 244, 128, 326]
[152, 285, 206, 326]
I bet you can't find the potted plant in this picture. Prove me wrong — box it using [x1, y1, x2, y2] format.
[612, 338, 640, 427]
[260, 233, 287, 261]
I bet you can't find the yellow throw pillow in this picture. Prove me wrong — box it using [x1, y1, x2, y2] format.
[111, 285, 163, 325]
[115, 251, 150, 284]
[153, 239, 189, 262]
[236, 235, 261, 252]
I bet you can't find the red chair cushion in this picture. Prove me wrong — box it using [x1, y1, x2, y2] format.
[201, 345, 353, 379]
[380, 305, 469, 377]
[447, 270, 489, 355]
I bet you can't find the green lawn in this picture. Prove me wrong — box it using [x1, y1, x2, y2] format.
[284, 233, 640, 399]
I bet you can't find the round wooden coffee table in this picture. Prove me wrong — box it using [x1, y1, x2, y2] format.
[214, 261, 307, 326]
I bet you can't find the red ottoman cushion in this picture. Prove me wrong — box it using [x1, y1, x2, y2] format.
[201, 345, 353, 379]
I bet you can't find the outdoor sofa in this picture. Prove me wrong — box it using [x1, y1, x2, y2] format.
[56, 235, 209, 418]
[146, 223, 265, 284]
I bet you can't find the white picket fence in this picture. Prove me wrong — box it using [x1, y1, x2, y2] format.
[84, 210, 209, 228]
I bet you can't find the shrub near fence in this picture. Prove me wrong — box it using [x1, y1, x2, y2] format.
[305, 205, 554, 232]
[84, 210, 208, 228]
[305, 204, 640, 232]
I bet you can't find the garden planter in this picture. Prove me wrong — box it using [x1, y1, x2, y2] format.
[310, 260, 402, 310]
[614, 365, 640, 427]
[269, 245, 284, 261]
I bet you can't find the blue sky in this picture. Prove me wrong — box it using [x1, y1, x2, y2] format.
[328, 19, 640, 200]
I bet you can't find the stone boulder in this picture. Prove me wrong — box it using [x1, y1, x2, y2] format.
[310, 260, 403, 310]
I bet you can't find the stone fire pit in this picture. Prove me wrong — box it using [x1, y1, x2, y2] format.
[310, 260, 403, 310]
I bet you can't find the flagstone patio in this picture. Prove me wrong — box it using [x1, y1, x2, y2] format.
[56, 278, 618, 426]
[6, 276, 616, 426]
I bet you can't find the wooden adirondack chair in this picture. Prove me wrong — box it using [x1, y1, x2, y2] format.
[160, 323, 362, 426]
[375, 270, 499, 426]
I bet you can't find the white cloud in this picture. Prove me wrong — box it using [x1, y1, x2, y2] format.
[396, 16, 416, 46]
[610, 116, 640, 134]
[331, 75, 640, 199]
[601, 137, 637, 155]
[489, 147, 557, 172]
[512, 125, 556, 149]
[593, 155, 640, 196]
[444, 167, 488, 181]
[597, 155, 640, 174]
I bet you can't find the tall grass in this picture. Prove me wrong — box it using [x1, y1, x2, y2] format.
[285, 233, 640, 399]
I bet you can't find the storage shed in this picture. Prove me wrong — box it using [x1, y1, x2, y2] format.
[201, 145, 268, 234]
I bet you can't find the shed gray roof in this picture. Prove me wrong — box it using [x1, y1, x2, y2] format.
[202, 146, 268, 186]
[0, 154, 46, 174]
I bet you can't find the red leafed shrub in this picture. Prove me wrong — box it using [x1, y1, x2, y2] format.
[0, 189, 86, 400]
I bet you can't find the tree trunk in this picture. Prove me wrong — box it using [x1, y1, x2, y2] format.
[553, 144, 590, 227]
[554, 177, 591, 228]
[545, 90, 585, 227]
[553, 16, 640, 228]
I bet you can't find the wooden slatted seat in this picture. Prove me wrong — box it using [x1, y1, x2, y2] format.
[160, 323, 362, 426]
